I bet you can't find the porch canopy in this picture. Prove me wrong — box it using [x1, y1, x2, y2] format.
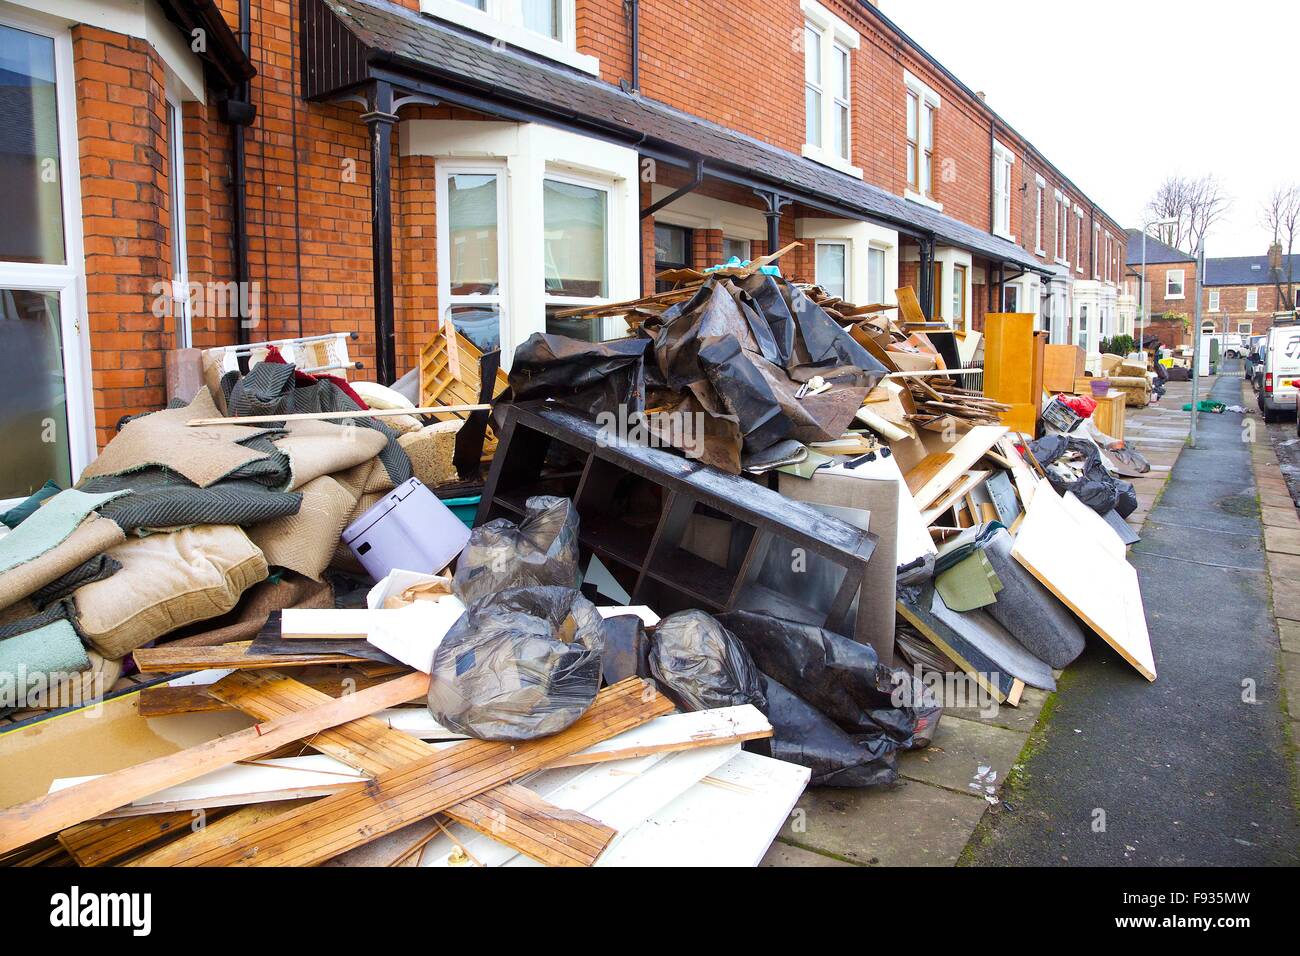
[302, 0, 1048, 379]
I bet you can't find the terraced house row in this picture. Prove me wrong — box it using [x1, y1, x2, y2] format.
[0, 0, 1130, 503]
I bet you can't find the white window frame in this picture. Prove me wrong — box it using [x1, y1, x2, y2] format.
[1103, 231, 1112, 283]
[1092, 222, 1100, 280]
[867, 243, 887, 305]
[1166, 269, 1185, 300]
[541, 167, 616, 330]
[1074, 206, 1084, 274]
[435, 160, 510, 353]
[1034, 175, 1045, 256]
[1208, 289, 1220, 312]
[420, 0, 596, 75]
[722, 236, 752, 264]
[166, 95, 192, 349]
[814, 239, 851, 300]
[991, 139, 1015, 242]
[0, 9, 94, 504]
[800, 0, 861, 178]
[903, 69, 941, 210]
[1238, 321, 1252, 336]
[1246, 288, 1259, 311]
[1053, 190, 1068, 264]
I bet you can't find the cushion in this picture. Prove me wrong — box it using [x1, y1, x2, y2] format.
[1, 480, 61, 529]
[74, 525, 269, 659]
[398, 421, 461, 488]
[350, 380, 421, 433]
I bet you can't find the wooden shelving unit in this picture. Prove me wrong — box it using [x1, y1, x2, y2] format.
[478, 404, 880, 645]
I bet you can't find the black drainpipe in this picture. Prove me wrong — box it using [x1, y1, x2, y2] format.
[220, 0, 255, 348]
[621, 0, 640, 94]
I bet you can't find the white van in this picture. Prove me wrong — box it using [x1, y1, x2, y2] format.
[1258, 321, 1300, 423]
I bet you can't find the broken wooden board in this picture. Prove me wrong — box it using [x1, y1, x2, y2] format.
[133, 641, 370, 673]
[58, 811, 199, 867]
[920, 469, 991, 526]
[905, 452, 954, 497]
[1011, 487, 1156, 681]
[0, 671, 430, 855]
[907, 425, 1009, 512]
[123, 800, 304, 867]
[166, 678, 674, 866]
[208, 670, 619, 867]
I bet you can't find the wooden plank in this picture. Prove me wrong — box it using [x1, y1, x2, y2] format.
[0, 671, 430, 855]
[1011, 487, 1156, 681]
[920, 469, 991, 526]
[543, 705, 772, 767]
[208, 671, 618, 868]
[908, 425, 1009, 512]
[58, 811, 198, 867]
[905, 452, 953, 497]
[164, 678, 674, 866]
[186, 404, 489, 427]
[123, 801, 304, 867]
[133, 641, 369, 673]
[895, 286, 930, 325]
[136, 668, 404, 717]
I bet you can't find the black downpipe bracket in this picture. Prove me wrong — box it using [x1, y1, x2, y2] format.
[363, 80, 399, 386]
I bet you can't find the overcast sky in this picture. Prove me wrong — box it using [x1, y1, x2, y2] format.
[881, 0, 1299, 257]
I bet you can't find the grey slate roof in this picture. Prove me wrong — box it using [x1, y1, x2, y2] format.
[1125, 229, 1194, 266]
[1204, 255, 1300, 287]
[322, 0, 1047, 273]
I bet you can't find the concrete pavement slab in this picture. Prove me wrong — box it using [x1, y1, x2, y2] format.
[898, 716, 1027, 796]
[1278, 620, 1300, 654]
[760, 842, 857, 867]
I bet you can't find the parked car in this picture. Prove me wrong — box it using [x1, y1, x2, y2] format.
[1257, 322, 1300, 422]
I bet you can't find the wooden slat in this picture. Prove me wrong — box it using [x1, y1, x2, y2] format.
[136, 668, 402, 717]
[165, 678, 674, 866]
[0, 672, 430, 855]
[58, 811, 201, 867]
[133, 641, 369, 673]
[123, 801, 305, 867]
[208, 671, 618, 867]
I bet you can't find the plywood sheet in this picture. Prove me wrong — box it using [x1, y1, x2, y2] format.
[1011, 488, 1156, 681]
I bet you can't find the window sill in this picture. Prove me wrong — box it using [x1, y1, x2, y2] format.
[801, 144, 863, 179]
[1035, 247, 1046, 257]
[1164, 294, 1185, 301]
[905, 190, 942, 212]
[994, 229, 1016, 243]
[420, 0, 599, 75]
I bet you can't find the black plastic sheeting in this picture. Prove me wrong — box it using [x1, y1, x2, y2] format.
[1029, 434, 1138, 518]
[427, 586, 605, 742]
[453, 495, 580, 605]
[508, 335, 650, 419]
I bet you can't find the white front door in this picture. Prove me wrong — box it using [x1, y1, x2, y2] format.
[0, 12, 92, 507]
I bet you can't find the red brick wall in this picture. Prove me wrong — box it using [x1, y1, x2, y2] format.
[1203, 284, 1292, 336]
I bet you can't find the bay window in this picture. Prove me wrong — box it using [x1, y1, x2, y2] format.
[815, 241, 848, 300]
[543, 175, 612, 341]
[437, 166, 506, 353]
[0, 14, 91, 504]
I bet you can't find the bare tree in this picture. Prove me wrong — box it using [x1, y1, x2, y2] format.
[1144, 174, 1231, 253]
[1261, 184, 1300, 311]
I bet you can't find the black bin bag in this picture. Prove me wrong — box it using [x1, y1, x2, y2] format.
[647, 609, 766, 712]
[427, 586, 605, 742]
[453, 495, 579, 605]
[718, 610, 942, 750]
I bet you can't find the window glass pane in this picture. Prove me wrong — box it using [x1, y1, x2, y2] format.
[906, 91, 917, 140]
[446, 173, 499, 296]
[447, 302, 500, 353]
[654, 223, 689, 267]
[456, 0, 486, 8]
[835, 103, 849, 160]
[545, 303, 624, 344]
[0, 289, 71, 498]
[867, 247, 885, 304]
[0, 24, 65, 264]
[805, 86, 821, 147]
[833, 45, 849, 100]
[167, 102, 190, 348]
[543, 178, 607, 298]
[722, 237, 751, 263]
[906, 143, 916, 188]
[522, 0, 562, 40]
[816, 243, 846, 300]
[922, 104, 933, 149]
[804, 26, 820, 83]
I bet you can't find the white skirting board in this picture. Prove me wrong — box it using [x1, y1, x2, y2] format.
[47, 755, 370, 818]
[417, 745, 809, 868]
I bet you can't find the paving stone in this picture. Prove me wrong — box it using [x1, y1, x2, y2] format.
[1265, 527, 1300, 556]
[1273, 588, 1300, 623]
[1282, 653, 1300, 721]
[1266, 551, 1300, 583]
[780, 779, 988, 866]
[1262, 492, 1295, 510]
[760, 841, 858, 867]
[941, 684, 1049, 733]
[897, 714, 1027, 796]
[1278, 620, 1300, 655]
[1262, 507, 1300, 531]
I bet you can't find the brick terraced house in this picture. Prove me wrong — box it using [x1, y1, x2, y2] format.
[0, 0, 1128, 503]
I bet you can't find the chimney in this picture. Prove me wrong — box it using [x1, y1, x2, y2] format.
[976, 91, 986, 101]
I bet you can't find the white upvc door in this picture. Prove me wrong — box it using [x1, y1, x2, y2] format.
[0, 10, 92, 507]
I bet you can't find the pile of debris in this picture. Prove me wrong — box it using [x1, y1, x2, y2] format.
[0, 247, 1158, 868]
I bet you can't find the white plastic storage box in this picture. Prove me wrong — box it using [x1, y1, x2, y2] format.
[342, 478, 471, 581]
